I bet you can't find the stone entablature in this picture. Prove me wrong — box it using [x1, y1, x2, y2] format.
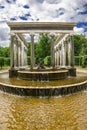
[7, 22, 75, 33]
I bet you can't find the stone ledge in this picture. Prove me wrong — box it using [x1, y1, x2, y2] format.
[0, 80, 87, 97]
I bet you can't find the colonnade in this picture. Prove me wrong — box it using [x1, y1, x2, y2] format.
[10, 34, 27, 69]
[53, 35, 74, 68]
[29, 33, 74, 69]
[10, 33, 74, 70]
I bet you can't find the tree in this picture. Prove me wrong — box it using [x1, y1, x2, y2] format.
[74, 34, 82, 56]
[35, 33, 51, 63]
[0, 47, 10, 57]
[74, 34, 87, 67]
[74, 34, 87, 56]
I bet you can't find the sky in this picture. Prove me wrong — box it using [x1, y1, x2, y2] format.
[0, 0, 87, 47]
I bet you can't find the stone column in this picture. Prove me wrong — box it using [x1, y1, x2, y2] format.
[55, 48, 57, 67]
[58, 45, 61, 66]
[14, 43, 16, 67]
[9, 34, 18, 78]
[50, 34, 55, 68]
[62, 41, 65, 66]
[61, 42, 63, 66]
[70, 35, 74, 67]
[10, 35, 15, 68]
[65, 40, 68, 66]
[25, 48, 28, 66]
[14, 38, 19, 68]
[57, 47, 59, 67]
[64, 41, 66, 66]
[17, 42, 20, 67]
[30, 34, 35, 69]
[59, 44, 62, 66]
[20, 43, 22, 66]
[24, 47, 27, 66]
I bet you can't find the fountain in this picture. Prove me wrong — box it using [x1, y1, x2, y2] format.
[0, 22, 87, 97]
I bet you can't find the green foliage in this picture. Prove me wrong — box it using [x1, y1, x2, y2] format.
[75, 56, 82, 66]
[27, 42, 31, 56]
[0, 57, 4, 69]
[27, 56, 31, 65]
[74, 34, 87, 56]
[0, 47, 10, 69]
[0, 47, 10, 57]
[82, 56, 87, 68]
[74, 35, 82, 56]
[35, 34, 51, 63]
[4, 57, 10, 66]
[74, 34, 87, 67]
[44, 56, 51, 66]
[75, 55, 87, 67]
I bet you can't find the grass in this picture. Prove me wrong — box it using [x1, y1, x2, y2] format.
[75, 65, 87, 70]
[0, 65, 10, 70]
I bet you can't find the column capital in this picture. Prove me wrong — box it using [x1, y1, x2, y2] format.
[30, 33, 35, 37]
[49, 33, 55, 38]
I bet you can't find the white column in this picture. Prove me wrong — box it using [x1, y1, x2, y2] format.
[14, 43, 16, 67]
[25, 48, 28, 66]
[22, 45, 24, 66]
[55, 48, 57, 67]
[10, 35, 15, 68]
[18, 42, 21, 67]
[68, 40, 71, 66]
[57, 47, 59, 67]
[20, 43, 22, 66]
[62, 41, 65, 66]
[70, 35, 74, 67]
[64, 41, 66, 66]
[61, 43, 63, 66]
[59, 45, 61, 66]
[50, 35, 55, 68]
[16, 40, 19, 67]
[24, 47, 27, 66]
[59, 44, 62, 66]
[65, 40, 68, 66]
[30, 34, 35, 69]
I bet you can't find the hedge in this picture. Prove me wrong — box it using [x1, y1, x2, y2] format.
[4, 57, 10, 66]
[27, 56, 31, 65]
[75, 55, 87, 67]
[44, 56, 51, 66]
[0, 57, 10, 68]
[0, 57, 4, 68]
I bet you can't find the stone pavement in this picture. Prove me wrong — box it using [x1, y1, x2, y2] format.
[0, 69, 9, 73]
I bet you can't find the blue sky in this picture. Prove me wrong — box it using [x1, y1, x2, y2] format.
[0, 0, 87, 46]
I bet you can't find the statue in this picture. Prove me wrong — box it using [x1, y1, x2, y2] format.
[37, 58, 45, 70]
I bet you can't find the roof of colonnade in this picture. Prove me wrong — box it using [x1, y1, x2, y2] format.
[7, 22, 76, 34]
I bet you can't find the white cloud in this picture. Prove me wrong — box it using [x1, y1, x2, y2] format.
[0, 0, 87, 46]
[74, 26, 84, 34]
[29, 0, 87, 22]
[0, 22, 10, 47]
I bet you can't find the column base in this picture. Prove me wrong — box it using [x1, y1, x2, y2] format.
[68, 67, 76, 76]
[9, 68, 18, 78]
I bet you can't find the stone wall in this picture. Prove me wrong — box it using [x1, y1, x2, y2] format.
[0, 81, 87, 97]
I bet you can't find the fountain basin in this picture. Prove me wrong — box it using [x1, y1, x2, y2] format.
[18, 69, 68, 81]
[0, 70, 87, 97]
[0, 79, 87, 97]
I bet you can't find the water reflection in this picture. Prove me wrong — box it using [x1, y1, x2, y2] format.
[0, 91, 87, 130]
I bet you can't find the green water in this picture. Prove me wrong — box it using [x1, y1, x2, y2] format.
[0, 91, 87, 130]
